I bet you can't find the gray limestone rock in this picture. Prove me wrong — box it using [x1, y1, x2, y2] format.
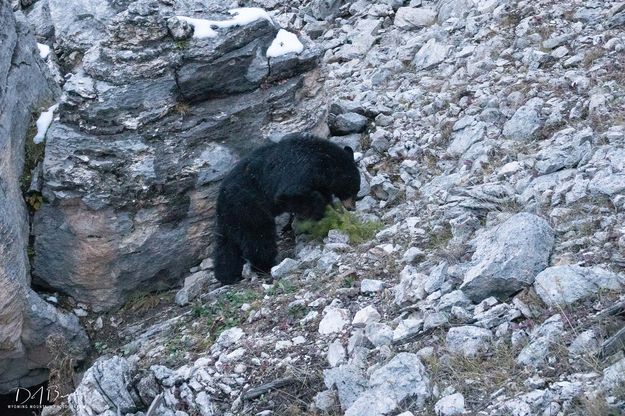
[460, 213, 554, 302]
[394, 266, 427, 305]
[534, 265, 623, 307]
[502, 98, 543, 141]
[445, 326, 493, 358]
[31, 1, 324, 311]
[0, 1, 88, 392]
[413, 38, 449, 70]
[175, 270, 211, 306]
[323, 364, 368, 410]
[345, 353, 431, 416]
[435, 392, 466, 415]
[68, 356, 139, 415]
[600, 357, 625, 392]
[516, 315, 564, 367]
[394, 7, 437, 29]
[330, 112, 368, 135]
[364, 322, 393, 347]
[437, 0, 473, 23]
[534, 127, 593, 175]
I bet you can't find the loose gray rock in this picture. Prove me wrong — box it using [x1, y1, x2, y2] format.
[600, 357, 625, 392]
[435, 392, 466, 415]
[394, 265, 427, 305]
[394, 7, 437, 29]
[345, 353, 431, 416]
[313, 389, 338, 412]
[360, 279, 385, 293]
[437, 0, 473, 23]
[352, 305, 381, 326]
[460, 213, 554, 302]
[534, 127, 593, 175]
[175, 270, 211, 306]
[308, 0, 343, 20]
[330, 112, 368, 135]
[271, 258, 300, 279]
[364, 322, 394, 347]
[319, 306, 350, 335]
[445, 326, 493, 358]
[517, 315, 564, 367]
[324, 364, 368, 410]
[568, 329, 600, 357]
[534, 265, 623, 307]
[502, 98, 543, 141]
[413, 38, 449, 70]
[328, 340, 347, 367]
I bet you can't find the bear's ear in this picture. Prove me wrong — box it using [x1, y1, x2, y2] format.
[344, 146, 354, 159]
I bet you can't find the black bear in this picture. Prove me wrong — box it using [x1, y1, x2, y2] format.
[213, 134, 361, 284]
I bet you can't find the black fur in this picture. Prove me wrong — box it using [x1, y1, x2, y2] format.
[213, 134, 360, 284]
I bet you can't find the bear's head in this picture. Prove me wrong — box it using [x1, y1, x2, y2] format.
[331, 146, 361, 210]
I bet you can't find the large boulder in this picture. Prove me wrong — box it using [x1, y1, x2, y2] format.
[0, 2, 88, 392]
[460, 213, 554, 302]
[30, 1, 324, 311]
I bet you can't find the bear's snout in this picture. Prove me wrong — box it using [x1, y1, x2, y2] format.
[341, 197, 356, 211]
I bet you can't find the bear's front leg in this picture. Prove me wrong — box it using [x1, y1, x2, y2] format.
[307, 191, 331, 221]
[239, 220, 278, 278]
[213, 234, 245, 284]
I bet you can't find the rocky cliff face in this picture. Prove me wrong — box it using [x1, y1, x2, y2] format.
[29, 0, 324, 311]
[0, 0, 88, 393]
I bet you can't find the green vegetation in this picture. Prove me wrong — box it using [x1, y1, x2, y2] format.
[20, 127, 46, 194]
[295, 205, 382, 244]
[265, 279, 296, 296]
[191, 289, 260, 343]
[122, 292, 163, 314]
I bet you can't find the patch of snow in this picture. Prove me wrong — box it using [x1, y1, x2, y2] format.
[266, 29, 304, 58]
[33, 104, 58, 144]
[177, 7, 273, 39]
[175, 16, 218, 38]
[37, 43, 50, 59]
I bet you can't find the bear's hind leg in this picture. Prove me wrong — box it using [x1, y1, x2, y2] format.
[213, 236, 245, 285]
[240, 226, 278, 277]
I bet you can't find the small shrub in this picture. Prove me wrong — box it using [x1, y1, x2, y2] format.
[266, 280, 296, 296]
[25, 193, 44, 211]
[295, 205, 381, 244]
[123, 292, 162, 314]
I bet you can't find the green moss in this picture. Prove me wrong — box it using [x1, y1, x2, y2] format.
[295, 205, 382, 244]
[20, 130, 45, 194]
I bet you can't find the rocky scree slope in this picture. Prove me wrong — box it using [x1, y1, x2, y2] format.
[11, 0, 625, 415]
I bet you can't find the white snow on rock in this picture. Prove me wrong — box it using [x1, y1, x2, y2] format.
[177, 8, 273, 39]
[37, 43, 50, 59]
[266, 29, 304, 58]
[33, 103, 58, 144]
